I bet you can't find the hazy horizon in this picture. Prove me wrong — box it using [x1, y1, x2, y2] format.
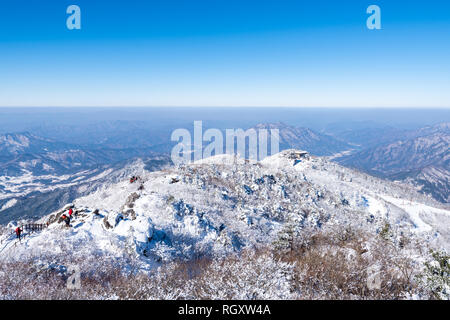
[1, 107, 449, 135]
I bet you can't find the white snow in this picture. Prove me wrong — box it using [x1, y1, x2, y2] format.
[380, 195, 449, 233]
[0, 199, 18, 212]
[1, 150, 449, 270]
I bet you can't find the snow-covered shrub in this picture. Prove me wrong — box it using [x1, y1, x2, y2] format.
[191, 249, 295, 300]
[282, 227, 418, 300]
[416, 250, 450, 300]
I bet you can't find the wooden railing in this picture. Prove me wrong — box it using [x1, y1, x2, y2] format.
[22, 223, 47, 232]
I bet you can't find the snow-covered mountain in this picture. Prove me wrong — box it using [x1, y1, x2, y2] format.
[0, 132, 72, 161]
[0, 156, 172, 224]
[1, 150, 448, 265]
[0, 131, 173, 177]
[336, 123, 449, 203]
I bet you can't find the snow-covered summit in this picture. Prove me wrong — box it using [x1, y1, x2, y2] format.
[1, 150, 449, 268]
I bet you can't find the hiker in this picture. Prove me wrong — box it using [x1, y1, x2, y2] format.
[15, 227, 23, 242]
[68, 208, 73, 218]
[61, 214, 71, 227]
[65, 216, 71, 227]
[93, 209, 100, 216]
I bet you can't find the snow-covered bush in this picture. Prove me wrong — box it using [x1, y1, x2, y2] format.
[0, 231, 422, 300]
[190, 249, 295, 299]
[416, 250, 450, 300]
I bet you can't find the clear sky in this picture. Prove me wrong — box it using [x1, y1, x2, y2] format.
[0, 0, 449, 107]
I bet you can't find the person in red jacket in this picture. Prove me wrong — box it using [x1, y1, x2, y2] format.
[61, 214, 71, 227]
[15, 227, 23, 242]
[68, 208, 73, 217]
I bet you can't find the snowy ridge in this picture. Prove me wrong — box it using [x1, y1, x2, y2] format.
[1, 150, 449, 267]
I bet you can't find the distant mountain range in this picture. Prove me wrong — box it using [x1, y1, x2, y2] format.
[336, 123, 449, 203]
[0, 122, 353, 179]
[0, 132, 168, 177]
[0, 132, 70, 158]
[322, 121, 410, 148]
[253, 123, 352, 156]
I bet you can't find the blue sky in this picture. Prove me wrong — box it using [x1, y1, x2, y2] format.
[0, 0, 449, 107]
